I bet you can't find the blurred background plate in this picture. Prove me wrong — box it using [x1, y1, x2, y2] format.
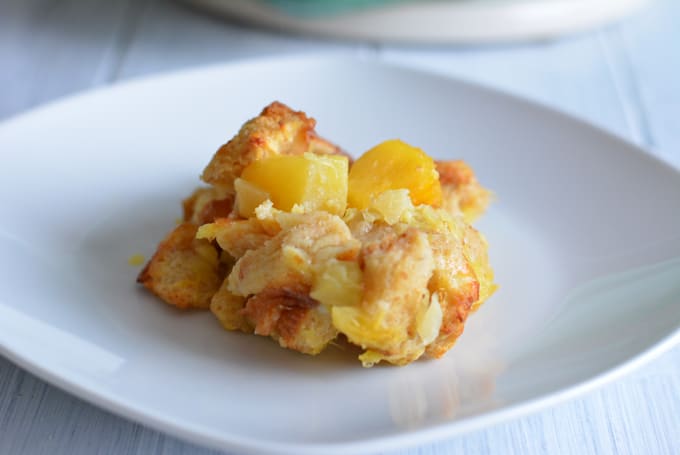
[184, 0, 650, 44]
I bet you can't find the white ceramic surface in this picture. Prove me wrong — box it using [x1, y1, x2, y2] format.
[1, 57, 679, 455]
[186, 0, 650, 44]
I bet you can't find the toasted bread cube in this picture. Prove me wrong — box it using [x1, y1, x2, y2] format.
[331, 227, 435, 366]
[210, 279, 252, 333]
[242, 285, 338, 355]
[137, 223, 223, 310]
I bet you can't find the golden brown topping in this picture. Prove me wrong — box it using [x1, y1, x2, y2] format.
[182, 187, 235, 225]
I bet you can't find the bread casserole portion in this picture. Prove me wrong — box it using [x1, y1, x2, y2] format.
[138, 101, 496, 367]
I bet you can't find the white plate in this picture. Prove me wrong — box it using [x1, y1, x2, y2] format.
[185, 0, 649, 44]
[1, 56, 680, 455]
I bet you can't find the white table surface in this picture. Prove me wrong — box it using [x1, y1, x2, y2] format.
[2, 0, 679, 454]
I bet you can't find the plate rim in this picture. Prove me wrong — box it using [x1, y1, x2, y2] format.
[1, 54, 680, 455]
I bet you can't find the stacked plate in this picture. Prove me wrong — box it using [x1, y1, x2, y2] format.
[185, 0, 650, 43]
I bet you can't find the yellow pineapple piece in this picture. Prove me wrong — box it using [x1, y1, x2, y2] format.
[310, 259, 363, 308]
[348, 139, 442, 209]
[369, 189, 414, 225]
[417, 292, 444, 345]
[239, 153, 348, 215]
[234, 178, 270, 218]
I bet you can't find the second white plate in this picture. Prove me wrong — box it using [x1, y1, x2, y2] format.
[186, 0, 650, 43]
[1, 56, 679, 455]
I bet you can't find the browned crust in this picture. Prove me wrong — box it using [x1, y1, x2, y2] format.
[436, 160, 491, 222]
[436, 160, 475, 187]
[194, 197, 234, 224]
[425, 231, 482, 358]
[425, 280, 479, 358]
[242, 285, 325, 353]
[182, 187, 235, 225]
[137, 223, 223, 310]
[182, 189, 202, 222]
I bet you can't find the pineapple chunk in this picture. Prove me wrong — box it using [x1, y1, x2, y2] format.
[310, 259, 363, 307]
[331, 305, 404, 349]
[348, 139, 442, 209]
[239, 153, 348, 215]
[370, 189, 414, 225]
[417, 293, 443, 345]
[234, 178, 270, 218]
